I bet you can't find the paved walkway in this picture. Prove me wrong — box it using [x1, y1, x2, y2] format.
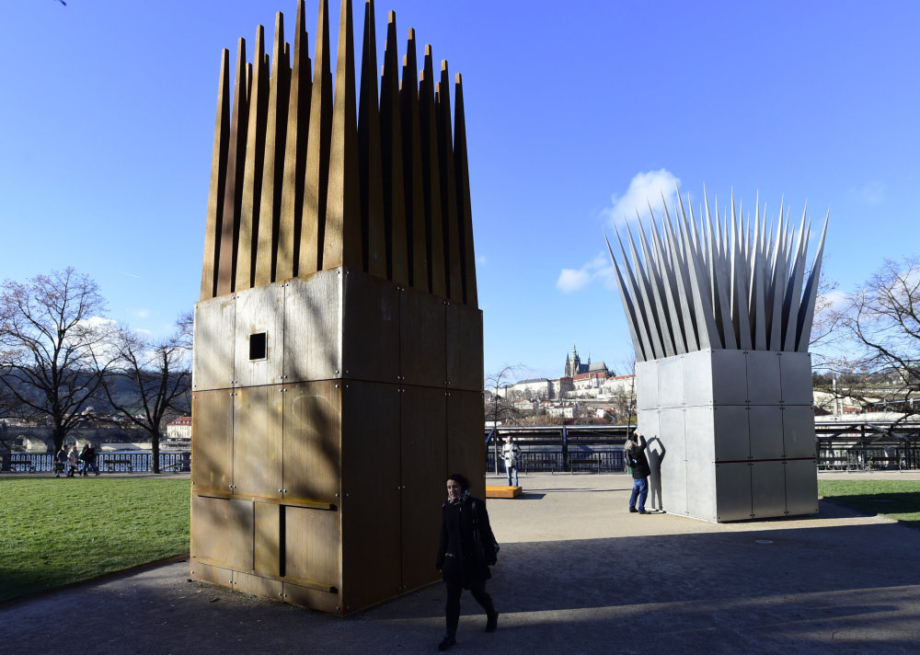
[2, 471, 919, 654]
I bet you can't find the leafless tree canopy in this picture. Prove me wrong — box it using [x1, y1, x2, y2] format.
[100, 320, 191, 473]
[0, 268, 110, 452]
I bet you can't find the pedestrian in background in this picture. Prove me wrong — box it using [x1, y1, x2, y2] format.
[66, 445, 80, 477]
[435, 473, 499, 651]
[625, 431, 651, 514]
[55, 446, 67, 478]
[501, 435, 521, 487]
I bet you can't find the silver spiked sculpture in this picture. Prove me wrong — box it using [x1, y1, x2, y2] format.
[607, 190, 828, 522]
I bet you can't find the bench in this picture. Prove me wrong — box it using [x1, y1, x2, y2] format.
[104, 459, 134, 472]
[869, 457, 901, 470]
[569, 458, 601, 474]
[7, 460, 37, 472]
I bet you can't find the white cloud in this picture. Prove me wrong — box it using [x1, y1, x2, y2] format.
[134, 309, 150, 319]
[476, 255, 487, 266]
[603, 169, 681, 227]
[556, 253, 612, 293]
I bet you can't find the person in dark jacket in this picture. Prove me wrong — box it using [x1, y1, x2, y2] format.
[435, 473, 498, 651]
[625, 431, 651, 514]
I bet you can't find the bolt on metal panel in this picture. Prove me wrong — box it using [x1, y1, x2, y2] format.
[751, 461, 786, 518]
[657, 355, 684, 408]
[749, 405, 784, 459]
[779, 352, 814, 405]
[745, 350, 782, 405]
[715, 462, 753, 521]
[784, 459, 819, 516]
[342, 270, 400, 384]
[713, 405, 751, 462]
[782, 405, 818, 459]
[233, 282, 284, 388]
[283, 271, 343, 383]
[193, 294, 236, 391]
[710, 349, 748, 406]
[635, 360, 658, 410]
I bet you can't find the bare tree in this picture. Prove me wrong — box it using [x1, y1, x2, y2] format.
[100, 319, 191, 473]
[0, 268, 111, 453]
[841, 257, 920, 424]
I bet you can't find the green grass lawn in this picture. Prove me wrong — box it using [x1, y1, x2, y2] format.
[818, 479, 920, 529]
[0, 477, 189, 604]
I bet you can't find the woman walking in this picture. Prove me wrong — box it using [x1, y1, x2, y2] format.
[435, 473, 499, 651]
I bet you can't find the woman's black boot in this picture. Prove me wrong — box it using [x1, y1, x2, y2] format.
[437, 632, 456, 651]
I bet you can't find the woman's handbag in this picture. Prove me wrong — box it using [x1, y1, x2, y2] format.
[471, 500, 499, 565]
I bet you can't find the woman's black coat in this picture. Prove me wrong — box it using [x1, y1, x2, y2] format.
[436, 496, 496, 587]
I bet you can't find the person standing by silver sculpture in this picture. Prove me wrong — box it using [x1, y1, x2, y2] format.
[625, 431, 651, 514]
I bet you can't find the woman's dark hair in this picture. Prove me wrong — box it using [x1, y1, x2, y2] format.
[447, 473, 470, 491]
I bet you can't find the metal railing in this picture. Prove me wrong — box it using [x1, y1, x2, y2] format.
[1, 451, 191, 473]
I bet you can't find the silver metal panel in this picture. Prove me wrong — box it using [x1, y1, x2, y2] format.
[400, 287, 446, 388]
[233, 283, 284, 388]
[638, 410, 661, 446]
[342, 270, 400, 384]
[658, 407, 686, 516]
[745, 350, 781, 405]
[685, 456, 716, 521]
[682, 349, 713, 406]
[715, 462, 752, 521]
[446, 302, 484, 392]
[782, 405, 817, 459]
[751, 461, 786, 519]
[635, 360, 658, 410]
[684, 406, 715, 462]
[283, 270, 342, 383]
[749, 406, 784, 459]
[784, 459, 818, 516]
[779, 352, 814, 405]
[710, 349, 748, 406]
[193, 294, 236, 391]
[712, 405, 750, 462]
[658, 354, 684, 408]
[659, 407, 685, 470]
[641, 411, 665, 511]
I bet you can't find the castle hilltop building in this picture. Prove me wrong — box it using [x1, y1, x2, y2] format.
[497, 343, 633, 401]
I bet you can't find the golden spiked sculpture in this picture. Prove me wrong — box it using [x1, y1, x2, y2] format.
[192, 0, 483, 613]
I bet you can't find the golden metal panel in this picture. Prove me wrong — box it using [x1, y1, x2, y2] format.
[341, 379, 401, 610]
[201, 49, 230, 302]
[284, 505, 341, 590]
[191, 495, 254, 572]
[446, 302, 483, 392]
[400, 286, 445, 387]
[237, 572, 283, 600]
[447, 390, 485, 497]
[283, 271, 342, 383]
[282, 380, 341, 503]
[233, 283, 284, 387]
[191, 390, 233, 493]
[342, 270, 399, 383]
[400, 386, 446, 591]
[193, 295, 235, 392]
[283, 582, 341, 613]
[233, 385, 283, 498]
[254, 502, 281, 577]
[190, 561, 233, 588]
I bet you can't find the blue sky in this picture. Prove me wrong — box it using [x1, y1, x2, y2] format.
[2, 1, 918, 383]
